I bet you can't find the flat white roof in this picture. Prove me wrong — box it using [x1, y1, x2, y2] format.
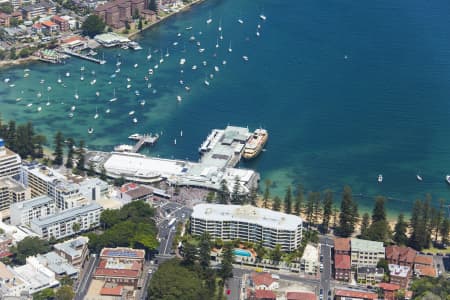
[302, 244, 319, 263]
[191, 204, 302, 231]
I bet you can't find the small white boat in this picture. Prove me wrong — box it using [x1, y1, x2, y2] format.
[24, 73, 29, 78]
[57, 77, 62, 83]
[185, 86, 191, 91]
[80, 66, 85, 71]
[177, 33, 182, 37]
[446, 175, 450, 185]
[127, 84, 132, 89]
[196, 41, 201, 46]
[115, 68, 121, 73]
[94, 108, 99, 119]
[209, 74, 214, 79]
[180, 130, 183, 137]
[222, 60, 227, 65]
[192, 65, 198, 70]
[74, 92, 79, 100]
[106, 108, 111, 114]
[214, 66, 219, 72]
[180, 58, 186, 65]
[165, 49, 170, 57]
[65, 72, 70, 77]
[116, 61, 122, 66]
[69, 112, 74, 118]
[416, 174, 423, 181]
[9, 84, 15, 88]
[185, 26, 193, 30]
[133, 118, 138, 123]
[215, 38, 219, 48]
[260, 14, 267, 21]
[206, 18, 212, 24]
[135, 90, 140, 96]
[199, 48, 205, 53]
[179, 80, 184, 85]
[149, 69, 154, 75]
[152, 89, 157, 94]
[40, 79, 45, 84]
[37, 106, 42, 112]
[174, 138, 177, 145]
[134, 63, 138, 68]
[177, 95, 182, 102]
[47, 86, 52, 92]
[220, 33, 223, 40]
[90, 79, 96, 85]
[147, 83, 152, 89]
[257, 24, 261, 29]
[228, 41, 232, 52]
[204, 79, 210, 86]
[37, 92, 42, 98]
[129, 110, 135, 116]
[71, 106, 76, 111]
[154, 64, 159, 69]
[27, 103, 33, 107]
[242, 56, 249, 61]
[159, 57, 164, 64]
[202, 61, 207, 66]
[46, 101, 50, 106]
[238, 19, 244, 24]
[4, 78, 10, 83]
[378, 174, 383, 183]
[173, 42, 179, 46]
[16, 97, 22, 102]
[140, 100, 146, 106]
[256, 31, 260, 37]
[96, 91, 100, 97]
[88, 128, 94, 134]
[80, 75, 84, 81]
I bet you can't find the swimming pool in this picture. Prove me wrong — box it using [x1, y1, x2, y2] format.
[233, 249, 252, 257]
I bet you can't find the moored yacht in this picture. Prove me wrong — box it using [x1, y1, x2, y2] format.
[378, 174, 383, 183]
[243, 128, 268, 159]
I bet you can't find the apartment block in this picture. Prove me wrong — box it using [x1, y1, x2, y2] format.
[350, 238, 385, 268]
[0, 178, 30, 219]
[190, 204, 303, 251]
[386, 245, 416, 268]
[53, 236, 89, 268]
[30, 203, 102, 240]
[0, 139, 21, 180]
[300, 244, 319, 274]
[335, 254, 351, 282]
[388, 264, 410, 289]
[10, 195, 56, 226]
[21, 0, 56, 20]
[356, 266, 384, 284]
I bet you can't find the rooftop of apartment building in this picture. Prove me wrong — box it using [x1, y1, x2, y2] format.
[386, 245, 417, 264]
[53, 236, 89, 258]
[36, 252, 78, 276]
[11, 195, 53, 210]
[334, 238, 350, 252]
[335, 289, 378, 300]
[0, 177, 26, 193]
[100, 247, 145, 260]
[414, 255, 433, 266]
[388, 264, 410, 278]
[335, 254, 351, 269]
[30, 202, 102, 227]
[191, 204, 303, 231]
[286, 291, 316, 300]
[357, 266, 384, 276]
[415, 265, 437, 277]
[351, 238, 384, 253]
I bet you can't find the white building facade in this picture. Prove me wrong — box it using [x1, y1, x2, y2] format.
[0, 139, 21, 180]
[10, 195, 56, 226]
[190, 204, 303, 252]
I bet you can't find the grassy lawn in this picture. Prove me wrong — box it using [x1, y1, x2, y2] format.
[423, 246, 450, 255]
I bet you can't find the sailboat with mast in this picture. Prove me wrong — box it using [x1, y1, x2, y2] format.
[109, 88, 117, 102]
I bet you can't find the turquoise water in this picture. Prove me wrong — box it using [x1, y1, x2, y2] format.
[233, 249, 252, 257]
[2, 0, 450, 213]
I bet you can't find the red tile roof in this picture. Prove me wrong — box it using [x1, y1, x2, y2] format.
[52, 15, 66, 22]
[255, 289, 276, 300]
[415, 265, 437, 277]
[286, 291, 316, 300]
[378, 283, 400, 291]
[100, 286, 123, 296]
[414, 255, 433, 266]
[335, 289, 378, 300]
[335, 254, 351, 270]
[41, 20, 57, 27]
[94, 268, 140, 278]
[252, 272, 276, 287]
[334, 238, 351, 252]
[386, 246, 416, 264]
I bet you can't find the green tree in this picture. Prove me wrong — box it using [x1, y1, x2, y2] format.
[133, 8, 140, 19]
[440, 218, 450, 246]
[372, 196, 387, 223]
[434, 199, 445, 243]
[206, 191, 215, 203]
[11, 237, 50, 265]
[10, 47, 16, 60]
[321, 189, 333, 233]
[284, 185, 292, 214]
[231, 176, 241, 204]
[0, 3, 13, 13]
[393, 213, 408, 246]
[337, 186, 358, 237]
[270, 244, 282, 262]
[219, 243, 234, 280]
[100, 166, 107, 180]
[82, 14, 106, 37]
[272, 196, 281, 211]
[148, 259, 207, 300]
[182, 242, 197, 266]
[367, 196, 390, 242]
[199, 233, 211, 270]
[149, 0, 157, 12]
[218, 179, 229, 204]
[72, 222, 81, 233]
[77, 140, 85, 171]
[360, 212, 370, 239]
[65, 137, 75, 168]
[248, 187, 257, 206]
[55, 285, 75, 300]
[52, 131, 64, 165]
[125, 20, 130, 30]
[305, 192, 315, 227]
[262, 179, 271, 208]
[138, 18, 143, 30]
[33, 288, 55, 300]
[409, 200, 426, 250]
[18, 48, 31, 58]
[294, 184, 304, 216]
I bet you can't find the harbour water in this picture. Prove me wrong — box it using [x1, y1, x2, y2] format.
[2, 0, 450, 213]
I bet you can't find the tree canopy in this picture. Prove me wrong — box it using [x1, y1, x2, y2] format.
[11, 237, 51, 265]
[82, 14, 106, 37]
[411, 276, 450, 299]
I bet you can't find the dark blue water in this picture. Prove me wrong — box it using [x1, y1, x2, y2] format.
[2, 0, 450, 213]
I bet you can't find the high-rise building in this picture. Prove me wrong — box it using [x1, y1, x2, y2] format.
[0, 139, 21, 180]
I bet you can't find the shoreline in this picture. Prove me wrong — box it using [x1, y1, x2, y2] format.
[0, 56, 40, 69]
[127, 0, 207, 39]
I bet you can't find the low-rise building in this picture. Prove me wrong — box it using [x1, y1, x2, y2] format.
[51, 15, 69, 31]
[12, 256, 59, 295]
[335, 289, 378, 300]
[253, 289, 276, 300]
[351, 238, 385, 268]
[286, 291, 316, 300]
[41, 20, 59, 33]
[10, 195, 56, 226]
[29, 203, 102, 240]
[414, 264, 437, 278]
[53, 236, 89, 268]
[93, 247, 145, 287]
[388, 264, 410, 289]
[22, 1, 56, 20]
[385, 245, 416, 268]
[378, 283, 401, 300]
[300, 244, 319, 274]
[0, 139, 21, 180]
[334, 238, 351, 255]
[335, 254, 351, 282]
[35, 251, 78, 279]
[119, 182, 153, 203]
[250, 272, 279, 290]
[356, 266, 384, 284]
[191, 204, 303, 252]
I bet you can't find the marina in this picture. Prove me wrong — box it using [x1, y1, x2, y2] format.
[62, 50, 106, 65]
[86, 126, 261, 194]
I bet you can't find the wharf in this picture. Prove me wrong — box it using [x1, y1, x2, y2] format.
[62, 49, 106, 64]
[128, 133, 159, 153]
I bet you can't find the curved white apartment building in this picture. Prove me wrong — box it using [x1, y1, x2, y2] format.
[190, 204, 303, 252]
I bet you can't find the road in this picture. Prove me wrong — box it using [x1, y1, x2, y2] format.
[75, 254, 99, 300]
[319, 236, 333, 300]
